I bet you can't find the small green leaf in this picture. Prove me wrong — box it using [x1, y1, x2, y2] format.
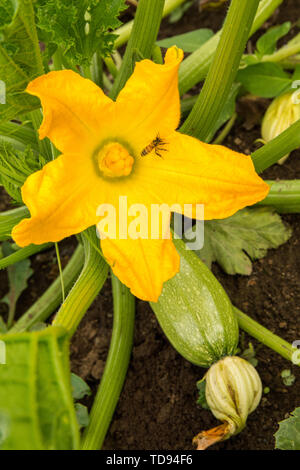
[157, 29, 214, 53]
[237, 63, 292, 98]
[71, 373, 91, 400]
[0, 326, 80, 450]
[196, 207, 292, 275]
[256, 22, 291, 58]
[75, 403, 90, 430]
[275, 408, 300, 450]
[281, 369, 296, 387]
[0, 242, 33, 327]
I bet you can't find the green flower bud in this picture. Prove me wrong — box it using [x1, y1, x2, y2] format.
[262, 91, 300, 164]
[193, 356, 262, 450]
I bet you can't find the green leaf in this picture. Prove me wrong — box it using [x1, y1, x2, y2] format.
[0, 0, 17, 28]
[256, 22, 291, 58]
[0, 242, 33, 327]
[0, 141, 44, 202]
[0, 326, 80, 450]
[75, 403, 90, 430]
[168, 1, 193, 24]
[0, 0, 43, 122]
[35, 0, 127, 67]
[157, 29, 214, 53]
[275, 408, 300, 450]
[281, 369, 296, 387]
[196, 207, 292, 275]
[71, 373, 91, 400]
[237, 63, 292, 98]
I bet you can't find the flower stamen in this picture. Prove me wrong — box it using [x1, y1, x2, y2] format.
[97, 142, 135, 178]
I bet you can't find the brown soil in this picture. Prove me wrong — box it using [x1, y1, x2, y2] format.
[1, 0, 300, 451]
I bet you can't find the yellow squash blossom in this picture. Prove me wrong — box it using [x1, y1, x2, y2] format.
[12, 47, 269, 301]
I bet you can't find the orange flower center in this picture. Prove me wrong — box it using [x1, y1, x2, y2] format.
[97, 142, 135, 178]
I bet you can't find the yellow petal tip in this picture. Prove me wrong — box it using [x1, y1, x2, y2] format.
[165, 46, 184, 65]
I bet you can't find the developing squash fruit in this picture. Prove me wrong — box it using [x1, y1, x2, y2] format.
[151, 239, 262, 449]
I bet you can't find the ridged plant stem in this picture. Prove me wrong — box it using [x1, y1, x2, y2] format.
[52, 228, 108, 337]
[235, 307, 299, 365]
[256, 180, 300, 213]
[0, 206, 29, 241]
[81, 0, 167, 448]
[110, 0, 165, 99]
[181, 0, 260, 140]
[179, 0, 284, 95]
[114, 0, 187, 49]
[9, 245, 84, 333]
[0, 242, 52, 269]
[252, 120, 300, 173]
[81, 274, 135, 450]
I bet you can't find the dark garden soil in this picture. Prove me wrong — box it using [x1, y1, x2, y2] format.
[0, 0, 300, 451]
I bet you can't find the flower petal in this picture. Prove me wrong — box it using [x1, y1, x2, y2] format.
[26, 70, 114, 154]
[115, 47, 184, 153]
[136, 132, 269, 219]
[12, 153, 104, 246]
[101, 236, 180, 302]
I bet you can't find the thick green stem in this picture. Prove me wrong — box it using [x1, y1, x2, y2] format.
[0, 206, 29, 241]
[110, 0, 165, 99]
[256, 180, 300, 213]
[52, 228, 108, 336]
[179, 0, 284, 95]
[9, 245, 84, 334]
[181, 0, 260, 140]
[114, 0, 187, 49]
[0, 243, 52, 270]
[234, 307, 298, 365]
[81, 274, 135, 450]
[251, 119, 300, 173]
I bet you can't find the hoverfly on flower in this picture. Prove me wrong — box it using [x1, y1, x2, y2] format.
[141, 134, 168, 158]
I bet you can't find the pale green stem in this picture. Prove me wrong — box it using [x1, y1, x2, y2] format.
[235, 307, 299, 365]
[179, 0, 284, 95]
[256, 180, 300, 213]
[0, 243, 52, 270]
[114, 0, 188, 49]
[103, 56, 118, 78]
[110, 0, 165, 99]
[252, 119, 300, 173]
[9, 245, 84, 334]
[81, 274, 135, 450]
[261, 33, 300, 63]
[181, 0, 260, 140]
[212, 113, 237, 145]
[52, 228, 108, 336]
[0, 206, 29, 241]
[0, 122, 38, 151]
[55, 242, 65, 303]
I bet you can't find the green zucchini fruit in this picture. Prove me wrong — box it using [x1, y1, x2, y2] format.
[151, 238, 239, 367]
